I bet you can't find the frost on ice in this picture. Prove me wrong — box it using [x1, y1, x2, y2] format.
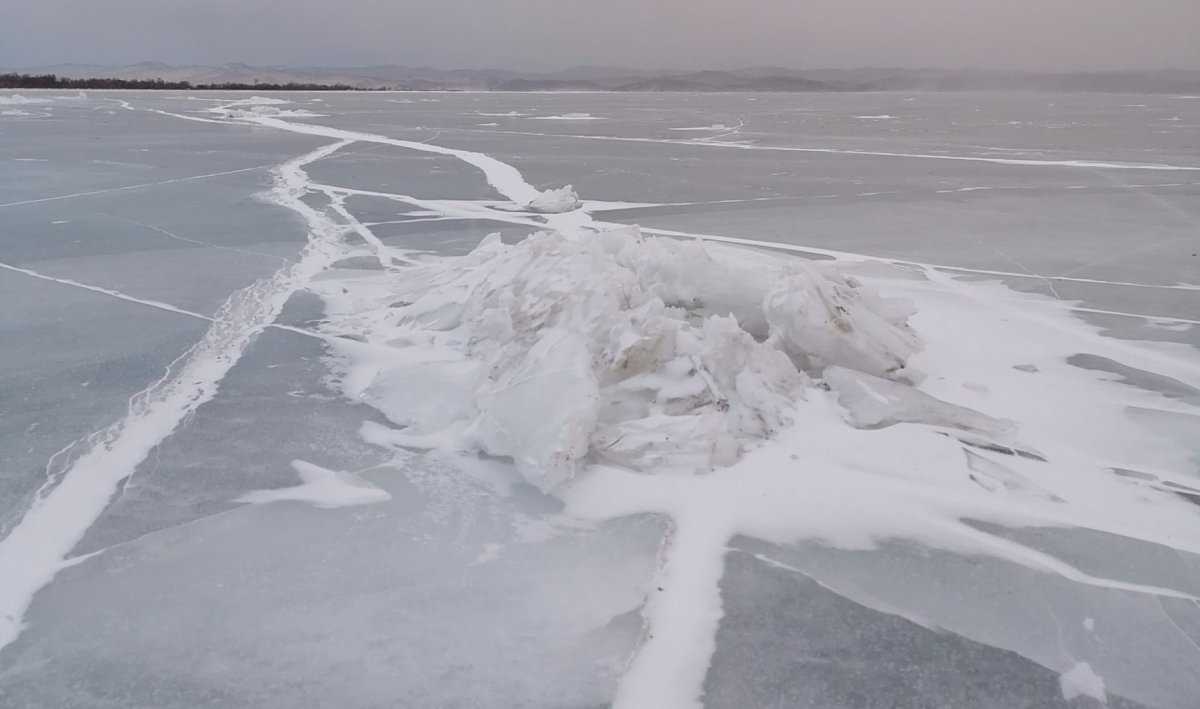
[311, 225, 920, 491]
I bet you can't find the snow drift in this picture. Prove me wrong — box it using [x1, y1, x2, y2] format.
[312, 226, 920, 491]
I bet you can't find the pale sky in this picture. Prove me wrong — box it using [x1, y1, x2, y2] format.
[3, 0, 1199, 71]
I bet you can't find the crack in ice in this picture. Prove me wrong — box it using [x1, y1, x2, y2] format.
[0, 165, 272, 209]
[0, 138, 355, 652]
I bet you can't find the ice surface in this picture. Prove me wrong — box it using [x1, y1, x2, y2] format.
[2, 89, 1199, 709]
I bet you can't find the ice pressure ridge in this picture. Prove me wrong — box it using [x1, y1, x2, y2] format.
[311, 217, 1200, 709]
[312, 225, 922, 491]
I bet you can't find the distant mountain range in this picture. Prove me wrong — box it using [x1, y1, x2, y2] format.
[6, 62, 1200, 93]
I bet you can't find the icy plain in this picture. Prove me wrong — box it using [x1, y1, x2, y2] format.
[1, 90, 1199, 708]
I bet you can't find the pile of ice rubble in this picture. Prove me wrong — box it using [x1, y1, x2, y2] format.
[313, 226, 924, 491]
[0, 92, 86, 105]
[206, 97, 325, 120]
[526, 185, 581, 214]
[219, 105, 326, 119]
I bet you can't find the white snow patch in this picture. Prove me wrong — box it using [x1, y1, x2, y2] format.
[670, 124, 730, 132]
[1060, 662, 1106, 702]
[235, 460, 390, 509]
[528, 113, 605, 121]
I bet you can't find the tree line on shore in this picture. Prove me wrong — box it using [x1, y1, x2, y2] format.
[0, 73, 367, 91]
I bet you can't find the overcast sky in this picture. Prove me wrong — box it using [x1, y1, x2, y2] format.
[4, 0, 1199, 71]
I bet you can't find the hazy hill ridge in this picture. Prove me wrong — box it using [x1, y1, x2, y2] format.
[4, 62, 1200, 93]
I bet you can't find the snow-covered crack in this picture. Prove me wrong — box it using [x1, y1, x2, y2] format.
[0, 137, 354, 652]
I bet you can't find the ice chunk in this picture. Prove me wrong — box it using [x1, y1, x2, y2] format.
[964, 449, 1062, 501]
[526, 185, 581, 213]
[764, 266, 920, 377]
[234, 460, 390, 509]
[824, 365, 1013, 438]
[312, 226, 919, 490]
[205, 96, 297, 119]
[473, 329, 599, 490]
[361, 356, 484, 432]
[1060, 661, 1106, 702]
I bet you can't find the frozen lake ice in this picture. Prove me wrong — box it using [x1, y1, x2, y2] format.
[1, 89, 1198, 708]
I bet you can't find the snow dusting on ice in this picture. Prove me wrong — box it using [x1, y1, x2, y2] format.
[235, 460, 390, 509]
